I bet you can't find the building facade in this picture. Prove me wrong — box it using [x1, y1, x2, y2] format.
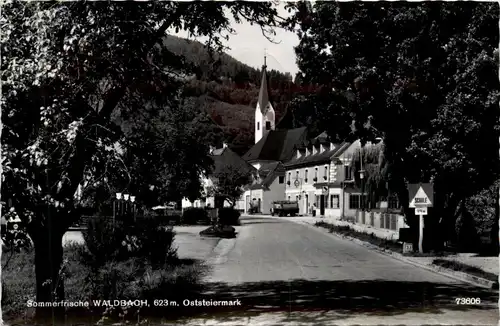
[242, 162, 286, 214]
[283, 139, 388, 219]
[182, 143, 257, 210]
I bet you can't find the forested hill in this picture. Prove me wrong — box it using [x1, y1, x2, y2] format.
[163, 35, 297, 155]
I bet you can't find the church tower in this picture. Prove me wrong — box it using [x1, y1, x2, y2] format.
[255, 55, 275, 144]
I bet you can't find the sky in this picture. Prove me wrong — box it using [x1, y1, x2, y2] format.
[169, 3, 300, 77]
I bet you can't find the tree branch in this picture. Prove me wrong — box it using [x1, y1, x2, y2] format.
[56, 4, 191, 201]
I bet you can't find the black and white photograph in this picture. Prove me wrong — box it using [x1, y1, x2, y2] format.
[1, 1, 499, 325]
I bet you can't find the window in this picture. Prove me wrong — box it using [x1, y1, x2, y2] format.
[296, 195, 299, 202]
[388, 195, 399, 209]
[314, 167, 318, 179]
[330, 195, 340, 209]
[315, 195, 320, 207]
[257, 122, 260, 130]
[349, 194, 361, 209]
[324, 166, 328, 179]
[288, 196, 291, 201]
[278, 176, 284, 184]
[344, 165, 352, 180]
[296, 170, 299, 180]
[266, 121, 271, 130]
[288, 172, 291, 181]
[305, 169, 308, 183]
[324, 195, 328, 208]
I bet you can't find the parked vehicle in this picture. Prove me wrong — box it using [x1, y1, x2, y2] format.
[271, 201, 299, 217]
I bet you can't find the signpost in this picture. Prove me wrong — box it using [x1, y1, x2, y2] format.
[408, 183, 434, 253]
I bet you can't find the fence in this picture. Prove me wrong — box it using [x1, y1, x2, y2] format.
[352, 210, 404, 231]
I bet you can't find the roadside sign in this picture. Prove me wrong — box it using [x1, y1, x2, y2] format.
[415, 206, 428, 215]
[408, 183, 434, 208]
[322, 186, 329, 195]
[408, 183, 433, 254]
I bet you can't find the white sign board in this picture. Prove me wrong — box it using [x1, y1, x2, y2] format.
[415, 206, 428, 215]
[409, 186, 433, 208]
[403, 242, 413, 254]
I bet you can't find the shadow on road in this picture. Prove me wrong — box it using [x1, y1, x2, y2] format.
[180, 279, 498, 323]
[240, 217, 285, 226]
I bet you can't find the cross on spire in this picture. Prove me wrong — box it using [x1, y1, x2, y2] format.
[263, 48, 267, 68]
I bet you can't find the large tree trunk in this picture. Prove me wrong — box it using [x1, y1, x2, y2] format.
[31, 224, 66, 322]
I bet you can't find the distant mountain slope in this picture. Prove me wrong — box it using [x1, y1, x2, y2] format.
[163, 35, 295, 155]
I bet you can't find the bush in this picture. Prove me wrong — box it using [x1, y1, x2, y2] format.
[131, 218, 178, 267]
[218, 208, 241, 226]
[81, 217, 177, 268]
[181, 208, 209, 225]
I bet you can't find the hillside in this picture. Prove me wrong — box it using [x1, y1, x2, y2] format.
[163, 35, 295, 155]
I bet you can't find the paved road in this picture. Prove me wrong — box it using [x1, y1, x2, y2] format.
[185, 215, 499, 325]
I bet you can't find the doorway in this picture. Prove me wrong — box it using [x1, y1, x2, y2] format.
[320, 195, 325, 216]
[305, 194, 309, 215]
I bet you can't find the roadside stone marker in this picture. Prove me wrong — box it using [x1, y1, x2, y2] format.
[403, 242, 413, 254]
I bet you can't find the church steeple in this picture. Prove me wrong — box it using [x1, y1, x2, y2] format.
[254, 53, 276, 144]
[258, 53, 271, 114]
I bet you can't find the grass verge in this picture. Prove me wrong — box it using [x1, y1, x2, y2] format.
[1, 243, 208, 324]
[432, 259, 499, 284]
[314, 221, 457, 257]
[315, 221, 403, 253]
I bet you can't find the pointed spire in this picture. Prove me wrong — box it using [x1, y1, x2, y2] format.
[258, 52, 270, 114]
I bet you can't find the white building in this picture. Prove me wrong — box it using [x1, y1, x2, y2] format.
[241, 162, 286, 214]
[181, 143, 257, 210]
[284, 137, 384, 219]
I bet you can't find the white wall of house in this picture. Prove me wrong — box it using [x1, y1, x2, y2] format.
[261, 175, 286, 214]
[243, 188, 264, 212]
[343, 192, 363, 217]
[285, 162, 332, 215]
[323, 187, 343, 218]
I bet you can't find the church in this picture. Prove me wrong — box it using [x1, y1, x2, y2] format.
[239, 57, 311, 214]
[240, 57, 373, 218]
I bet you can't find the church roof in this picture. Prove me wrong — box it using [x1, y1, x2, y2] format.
[242, 127, 308, 163]
[257, 64, 271, 114]
[210, 146, 256, 176]
[247, 162, 285, 190]
[275, 105, 294, 130]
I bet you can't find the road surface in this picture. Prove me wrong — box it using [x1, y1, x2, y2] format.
[182, 215, 499, 325]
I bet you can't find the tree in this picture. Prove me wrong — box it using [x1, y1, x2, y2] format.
[350, 142, 388, 208]
[1, 1, 280, 319]
[285, 2, 500, 247]
[205, 165, 253, 208]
